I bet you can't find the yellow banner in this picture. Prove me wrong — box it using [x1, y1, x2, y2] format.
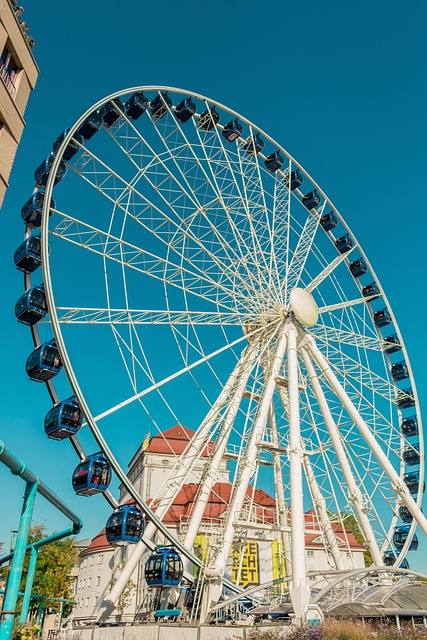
[231, 541, 259, 588]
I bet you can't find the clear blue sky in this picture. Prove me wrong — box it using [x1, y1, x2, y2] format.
[1, 0, 426, 572]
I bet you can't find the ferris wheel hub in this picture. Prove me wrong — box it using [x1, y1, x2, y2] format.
[289, 288, 318, 327]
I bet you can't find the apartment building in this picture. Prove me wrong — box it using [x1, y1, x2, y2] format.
[0, 0, 38, 206]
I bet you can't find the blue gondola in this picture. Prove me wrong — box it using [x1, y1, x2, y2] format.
[21, 189, 55, 229]
[34, 153, 67, 187]
[199, 106, 220, 131]
[14, 235, 41, 272]
[15, 284, 47, 325]
[373, 308, 391, 328]
[401, 416, 418, 437]
[397, 388, 415, 409]
[243, 133, 264, 156]
[362, 282, 380, 299]
[383, 551, 409, 569]
[320, 212, 337, 231]
[44, 396, 83, 441]
[145, 546, 183, 587]
[72, 453, 112, 496]
[100, 98, 124, 128]
[302, 189, 321, 210]
[25, 339, 62, 382]
[105, 504, 144, 545]
[76, 111, 103, 140]
[335, 234, 353, 254]
[393, 525, 418, 550]
[222, 119, 242, 143]
[404, 472, 424, 495]
[52, 129, 84, 161]
[399, 506, 413, 523]
[391, 361, 409, 381]
[175, 97, 196, 123]
[290, 169, 303, 190]
[264, 151, 284, 173]
[349, 258, 367, 278]
[125, 92, 149, 121]
[403, 443, 420, 466]
[150, 92, 172, 120]
[383, 333, 401, 354]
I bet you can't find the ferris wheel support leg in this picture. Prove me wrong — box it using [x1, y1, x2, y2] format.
[287, 323, 310, 625]
[300, 343, 383, 566]
[305, 334, 427, 537]
[268, 403, 292, 579]
[199, 325, 288, 622]
[96, 346, 257, 623]
[182, 347, 259, 560]
[303, 452, 346, 571]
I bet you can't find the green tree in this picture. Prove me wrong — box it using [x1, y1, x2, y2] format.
[20, 524, 78, 614]
[340, 511, 373, 567]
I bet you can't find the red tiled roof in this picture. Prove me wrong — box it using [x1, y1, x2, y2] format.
[80, 529, 112, 557]
[145, 425, 215, 456]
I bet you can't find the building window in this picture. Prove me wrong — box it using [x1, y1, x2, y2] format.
[88, 577, 92, 588]
[94, 596, 99, 606]
[0, 45, 19, 98]
[307, 550, 314, 556]
[96, 576, 101, 586]
[89, 556, 93, 566]
[97, 554, 103, 564]
[85, 597, 89, 607]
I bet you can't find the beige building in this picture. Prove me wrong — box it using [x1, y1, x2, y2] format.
[0, 0, 38, 207]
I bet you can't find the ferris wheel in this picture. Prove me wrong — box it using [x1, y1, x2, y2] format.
[14, 86, 427, 623]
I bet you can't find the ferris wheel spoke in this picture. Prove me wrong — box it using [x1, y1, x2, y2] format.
[310, 324, 384, 351]
[54, 307, 248, 326]
[285, 204, 327, 300]
[299, 344, 383, 565]
[317, 296, 376, 314]
[70, 145, 268, 305]
[136, 96, 272, 296]
[189, 104, 273, 293]
[305, 247, 357, 294]
[108, 115, 262, 296]
[50, 212, 249, 312]
[93, 319, 280, 422]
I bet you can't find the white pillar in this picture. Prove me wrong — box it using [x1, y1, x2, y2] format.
[300, 344, 383, 566]
[305, 334, 427, 537]
[286, 323, 310, 623]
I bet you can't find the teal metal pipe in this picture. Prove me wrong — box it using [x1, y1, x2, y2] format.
[0, 526, 82, 566]
[14, 526, 79, 624]
[19, 547, 38, 624]
[0, 481, 38, 640]
[0, 441, 82, 530]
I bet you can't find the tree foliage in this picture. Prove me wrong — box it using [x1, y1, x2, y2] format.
[20, 524, 78, 605]
[340, 512, 373, 567]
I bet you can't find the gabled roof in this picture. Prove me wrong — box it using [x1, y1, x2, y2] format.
[145, 425, 215, 457]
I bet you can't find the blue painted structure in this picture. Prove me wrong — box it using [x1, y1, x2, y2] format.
[320, 212, 337, 231]
[76, 111, 102, 140]
[199, 106, 220, 131]
[34, 153, 67, 187]
[14, 235, 41, 272]
[175, 97, 196, 123]
[72, 453, 112, 496]
[335, 234, 353, 253]
[393, 526, 418, 550]
[373, 308, 391, 328]
[302, 189, 321, 210]
[243, 133, 264, 155]
[401, 416, 418, 437]
[264, 151, 284, 173]
[15, 284, 47, 326]
[105, 504, 145, 545]
[25, 339, 62, 382]
[222, 119, 242, 143]
[0, 440, 82, 640]
[145, 545, 184, 587]
[21, 189, 55, 229]
[52, 129, 83, 161]
[149, 92, 172, 120]
[125, 92, 149, 120]
[44, 396, 83, 440]
[100, 98, 124, 128]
